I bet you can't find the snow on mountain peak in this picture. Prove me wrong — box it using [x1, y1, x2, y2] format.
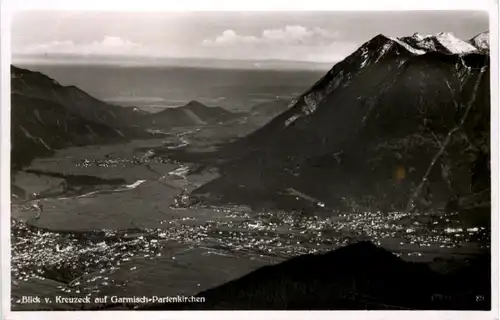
[411, 32, 433, 41]
[390, 37, 427, 55]
[281, 31, 486, 129]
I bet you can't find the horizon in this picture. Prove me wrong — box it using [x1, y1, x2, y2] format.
[11, 54, 339, 70]
[11, 11, 489, 68]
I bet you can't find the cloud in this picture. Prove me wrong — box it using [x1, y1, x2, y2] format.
[20, 36, 145, 56]
[202, 29, 259, 46]
[203, 25, 339, 47]
[15, 27, 358, 63]
[201, 25, 356, 62]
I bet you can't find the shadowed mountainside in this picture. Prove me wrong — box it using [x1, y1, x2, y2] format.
[11, 66, 144, 128]
[10, 66, 245, 169]
[189, 32, 490, 221]
[11, 93, 142, 169]
[11, 66, 158, 169]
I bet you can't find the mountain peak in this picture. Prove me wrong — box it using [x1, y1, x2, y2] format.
[11, 65, 61, 86]
[362, 34, 393, 48]
[184, 100, 208, 108]
[469, 31, 490, 50]
[205, 30, 490, 212]
[434, 32, 478, 53]
[284, 31, 487, 127]
[397, 32, 478, 55]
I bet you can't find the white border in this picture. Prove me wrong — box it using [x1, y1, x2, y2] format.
[1, 2, 13, 320]
[0, 311, 498, 320]
[1, 1, 498, 320]
[2, 0, 497, 11]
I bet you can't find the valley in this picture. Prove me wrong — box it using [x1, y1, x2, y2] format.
[9, 30, 492, 311]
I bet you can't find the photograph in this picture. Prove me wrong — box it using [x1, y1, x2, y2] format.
[3, 3, 496, 315]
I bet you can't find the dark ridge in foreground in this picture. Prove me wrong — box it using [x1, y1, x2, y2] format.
[10, 66, 246, 170]
[11, 66, 158, 169]
[11, 65, 146, 128]
[141, 241, 490, 310]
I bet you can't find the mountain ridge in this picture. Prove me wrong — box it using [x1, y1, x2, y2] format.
[10, 66, 247, 169]
[468, 31, 490, 51]
[10, 65, 157, 169]
[140, 241, 490, 310]
[138, 100, 244, 128]
[231, 32, 489, 146]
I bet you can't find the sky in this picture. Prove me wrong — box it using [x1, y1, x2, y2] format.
[11, 11, 489, 64]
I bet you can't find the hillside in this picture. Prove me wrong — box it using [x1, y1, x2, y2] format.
[10, 67, 247, 169]
[468, 31, 490, 51]
[11, 66, 143, 128]
[11, 94, 132, 169]
[190, 32, 490, 221]
[10, 66, 155, 169]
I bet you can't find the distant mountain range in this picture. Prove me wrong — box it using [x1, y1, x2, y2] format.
[191, 31, 491, 220]
[10, 66, 242, 169]
[11, 66, 147, 169]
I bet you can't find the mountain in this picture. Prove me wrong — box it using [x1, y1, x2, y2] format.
[11, 66, 154, 169]
[190, 33, 490, 219]
[11, 66, 143, 128]
[10, 67, 245, 168]
[469, 31, 490, 51]
[250, 99, 293, 118]
[142, 241, 490, 310]
[142, 100, 244, 128]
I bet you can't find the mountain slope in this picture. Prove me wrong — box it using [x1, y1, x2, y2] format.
[11, 66, 246, 168]
[11, 66, 142, 128]
[11, 66, 156, 169]
[142, 241, 490, 310]
[191, 33, 490, 218]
